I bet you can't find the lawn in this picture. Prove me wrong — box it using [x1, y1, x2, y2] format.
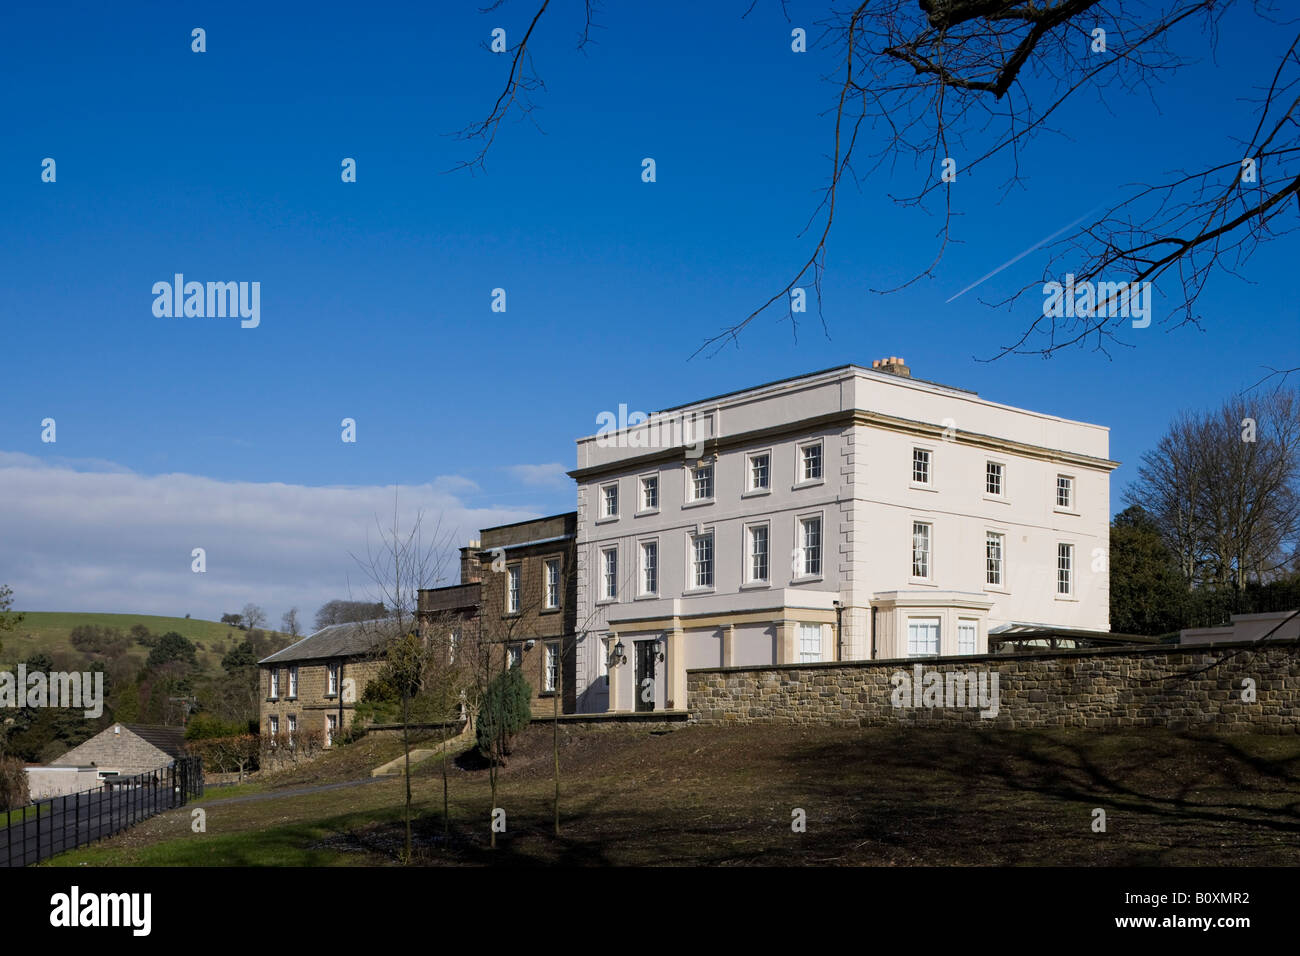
[43, 724, 1300, 866]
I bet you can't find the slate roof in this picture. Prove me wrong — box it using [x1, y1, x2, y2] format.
[124, 724, 187, 759]
[258, 618, 402, 665]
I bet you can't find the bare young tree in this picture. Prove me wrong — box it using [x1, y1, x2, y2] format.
[280, 607, 301, 639]
[350, 493, 457, 863]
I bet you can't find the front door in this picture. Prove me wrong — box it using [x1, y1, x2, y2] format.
[635, 641, 657, 712]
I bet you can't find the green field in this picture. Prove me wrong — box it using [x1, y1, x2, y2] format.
[1, 611, 282, 673]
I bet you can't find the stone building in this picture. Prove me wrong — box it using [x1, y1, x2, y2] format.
[258, 621, 395, 746]
[47, 723, 185, 777]
[474, 514, 578, 716]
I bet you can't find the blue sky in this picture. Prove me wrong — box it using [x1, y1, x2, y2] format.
[1, 1, 1295, 621]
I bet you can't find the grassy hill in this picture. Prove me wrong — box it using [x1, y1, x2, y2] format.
[2, 611, 283, 672]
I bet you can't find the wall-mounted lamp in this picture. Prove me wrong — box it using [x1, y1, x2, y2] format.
[524, 639, 536, 651]
[609, 639, 627, 667]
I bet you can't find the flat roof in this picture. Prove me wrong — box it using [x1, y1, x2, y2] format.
[654, 363, 974, 416]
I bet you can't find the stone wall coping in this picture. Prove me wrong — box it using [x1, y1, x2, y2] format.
[532, 711, 689, 725]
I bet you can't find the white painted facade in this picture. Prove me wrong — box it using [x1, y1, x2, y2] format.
[570, 363, 1116, 713]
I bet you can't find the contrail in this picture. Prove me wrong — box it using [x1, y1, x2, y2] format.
[946, 204, 1106, 303]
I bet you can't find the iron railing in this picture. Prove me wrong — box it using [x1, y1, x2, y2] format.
[1, 756, 203, 867]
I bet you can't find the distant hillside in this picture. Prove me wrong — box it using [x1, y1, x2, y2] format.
[1, 612, 289, 672]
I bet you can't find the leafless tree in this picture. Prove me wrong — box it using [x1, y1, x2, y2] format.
[280, 607, 301, 639]
[349, 492, 457, 862]
[1128, 386, 1300, 590]
[456, 1, 1300, 367]
[240, 603, 267, 633]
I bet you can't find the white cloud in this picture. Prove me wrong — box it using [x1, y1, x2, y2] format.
[0, 453, 535, 624]
[505, 462, 570, 488]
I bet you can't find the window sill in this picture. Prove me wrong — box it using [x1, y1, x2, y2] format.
[739, 580, 771, 590]
[908, 578, 938, 587]
[1054, 594, 1079, 602]
[1053, 507, 1079, 517]
[596, 597, 619, 606]
[595, 515, 620, 525]
[793, 478, 825, 491]
[909, 483, 938, 493]
[540, 606, 561, 615]
[983, 586, 1009, 596]
[790, 574, 824, 585]
[634, 592, 660, 601]
[635, 508, 660, 518]
[682, 499, 714, 510]
[741, 487, 771, 499]
[683, 587, 716, 596]
[983, 494, 1010, 505]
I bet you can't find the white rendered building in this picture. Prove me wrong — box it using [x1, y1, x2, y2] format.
[570, 359, 1117, 713]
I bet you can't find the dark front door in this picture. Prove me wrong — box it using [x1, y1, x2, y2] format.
[634, 641, 657, 712]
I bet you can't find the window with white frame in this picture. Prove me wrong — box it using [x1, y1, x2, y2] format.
[986, 461, 1003, 497]
[269, 715, 278, 737]
[798, 623, 822, 663]
[640, 540, 658, 595]
[288, 666, 298, 698]
[986, 532, 1004, 587]
[287, 714, 297, 748]
[640, 474, 658, 510]
[326, 714, 338, 747]
[912, 521, 932, 579]
[912, 447, 931, 486]
[507, 563, 521, 612]
[799, 515, 822, 576]
[544, 558, 561, 609]
[800, 441, 823, 482]
[690, 462, 714, 501]
[602, 547, 618, 600]
[544, 641, 559, 692]
[958, 620, 977, 655]
[601, 482, 619, 518]
[507, 644, 522, 669]
[907, 618, 941, 656]
[692, 532, 714, 588]
[1057, 543, 1074, 595]
[269, 669, 279, 699]
[1056, 475, 1074, 509]
[747, 523, 770, 583]
[449, 628, 461, 664]
[327, 663, 339, 696]
[749, 452, 770, 491]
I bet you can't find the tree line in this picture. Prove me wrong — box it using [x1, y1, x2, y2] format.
[1114, 387, 1300, 636]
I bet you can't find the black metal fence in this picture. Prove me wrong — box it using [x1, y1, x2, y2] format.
[1, 756, 203, 868]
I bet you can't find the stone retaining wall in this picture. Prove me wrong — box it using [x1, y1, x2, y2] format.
[687, 641, 1300, 732]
